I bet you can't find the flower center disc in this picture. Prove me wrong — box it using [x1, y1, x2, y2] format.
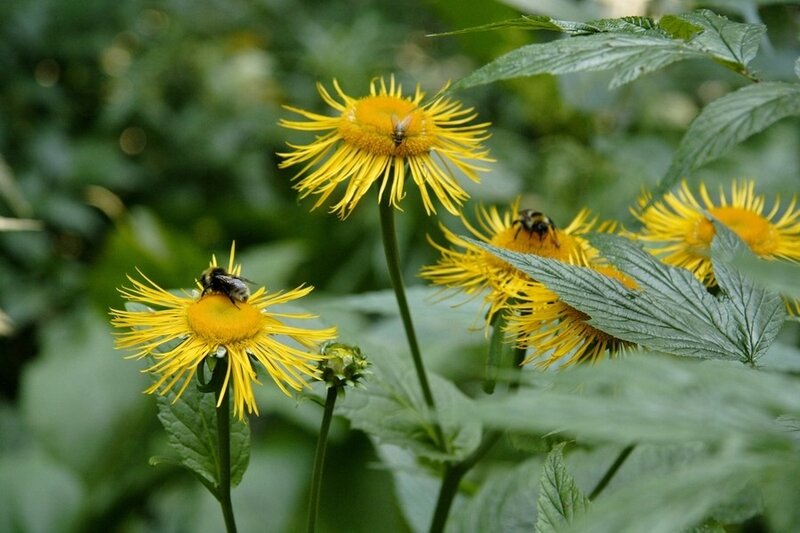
[187, 294, 263, 344]
[338, 95, 434, 156]
[491, 227, 578, 263]
[694, 207, 776, 255]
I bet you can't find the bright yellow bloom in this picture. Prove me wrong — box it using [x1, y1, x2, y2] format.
[506, 265, 637, 367]
[111, 244, 337, 420]
[633, 180, 800, 285]
[278, 76, 493, 218]
[420, 197, 602, 322]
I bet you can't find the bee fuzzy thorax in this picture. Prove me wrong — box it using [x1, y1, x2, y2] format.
[513, 210, 560, 247]
[199, 266, 251, 306]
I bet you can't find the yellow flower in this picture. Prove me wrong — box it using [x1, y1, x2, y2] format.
[633, 180, 800, 285]
[111, 244, 337, 419]
[278, 76, 493, 218]
[506, 265, 638, 367]
[420, 197, 602, 322]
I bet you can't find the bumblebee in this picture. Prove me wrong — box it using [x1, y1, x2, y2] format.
[199, 267, 251, 307]
[390, 113, 413, 147]
[512, 209, 560, 247]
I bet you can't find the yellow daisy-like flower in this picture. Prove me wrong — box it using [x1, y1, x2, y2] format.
[506, 265, 638, 367]
[111, 244, 337, 420]
[633, 180, 800, 285]
[420, 197, 602, 322]
[278, 76, 493, 218]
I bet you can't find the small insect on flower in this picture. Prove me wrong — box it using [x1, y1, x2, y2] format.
[199, 267, 252, 307]
[513, 210, 560, 248]
[390, 113, 413, 147]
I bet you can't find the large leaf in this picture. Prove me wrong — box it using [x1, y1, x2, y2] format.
[470, 232, 786, 364]
[452, 33, 705, 92]
[660, 82, 800, 193]
[535, 443, 590, 533]
[336, 349, 482, 462]
[450, 10, 765, 92]
[155, 370, 251, 489]
[472, 354, 800, 444]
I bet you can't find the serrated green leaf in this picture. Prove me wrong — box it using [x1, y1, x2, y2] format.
[336, 349, 481, 462]
[469, 235, 744, 361]
[710, 222, 786, 365]
[535, 443, 590, 533]
[795, 57, 800, 80]
[660, 82, 800, 194]
[677, 9, 766, 68]
[451, 32, 706, 92]
[458, 456, 542, 533]
[155, 375, 251, 489]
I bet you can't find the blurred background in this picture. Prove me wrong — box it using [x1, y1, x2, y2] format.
[1, 0, 798, 531]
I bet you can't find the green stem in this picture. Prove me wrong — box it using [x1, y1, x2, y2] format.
[588, 444, 636, 500]
[215, 363, 238, 533]
[378, 201, 445, 450]
[483, 311, 509, 394]
[428, 432, 503, 533]
[307, 386, 338, 533]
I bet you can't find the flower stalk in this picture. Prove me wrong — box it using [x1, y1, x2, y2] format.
[214, 359, 238, 533]
[307, 386, 338, 533]
[378, 200, 446, 451]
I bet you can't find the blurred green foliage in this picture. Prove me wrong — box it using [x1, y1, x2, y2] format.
[1, 0, 799, 531]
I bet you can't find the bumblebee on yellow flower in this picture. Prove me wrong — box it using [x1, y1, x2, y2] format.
[111, 244, 337, 420]
[632, 180, 800, 310]
[278, 75, 493, 218]
[420, 197, 604, 322]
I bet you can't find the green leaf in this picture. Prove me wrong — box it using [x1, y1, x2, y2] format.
[676, 9, 766, 69]
[336, 349, 481, 462]
[535, 443, 590, 533]
[472, 354, 800, 445]
[451, 32, 706, 92]
[469, 236, 743, 361]
[565, 455, 766, 533]
[659, 15, 703, 40]
[660, 82, 800, 194]
[795, 57, 800, 80]
[155, 372, 251, 488]
[450, 10, 766, 92]
[457, 457, 542, 533]
[710, 221, 786, 365]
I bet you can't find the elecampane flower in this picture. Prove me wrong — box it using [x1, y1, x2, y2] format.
[633, 180, 800, 285]
[420, 197, 603, 322]
[506, 265, 637, 367]
[111, 244, 337, 419]
[278, 76, 493, 218]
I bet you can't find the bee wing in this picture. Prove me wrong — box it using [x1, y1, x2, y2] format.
[391, 113, 412, 131]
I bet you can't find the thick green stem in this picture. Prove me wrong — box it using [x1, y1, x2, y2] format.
[307, 386, 338, 533]
[428, 432, 503, 533]
[214, 365, 238, 533]
[588, 444, 636, 500]
[378, 201, 445, 449]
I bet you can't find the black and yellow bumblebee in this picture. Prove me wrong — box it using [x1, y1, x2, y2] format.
[512, 209, 560, 247]
[199, 267, 251, 307]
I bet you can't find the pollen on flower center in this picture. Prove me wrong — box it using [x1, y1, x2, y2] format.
[187, 294, 264, 344]
[338, 95, 434, 157]
[490, 227, 576, 262]
[693, 207, 776, 254]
